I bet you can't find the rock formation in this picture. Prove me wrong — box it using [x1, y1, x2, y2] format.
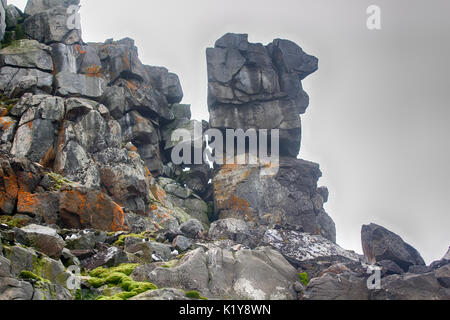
[0, 0, 448, 301]
[207, 33, 336, 242]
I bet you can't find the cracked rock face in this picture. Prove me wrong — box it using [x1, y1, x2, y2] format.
[140, 246, 298, 300]
[361, 223, 426, 272]
[207, 33, 318, 157]
[212, 157, 336, 242]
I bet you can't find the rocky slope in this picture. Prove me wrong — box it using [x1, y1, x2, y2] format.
[0, 0, 448, 300]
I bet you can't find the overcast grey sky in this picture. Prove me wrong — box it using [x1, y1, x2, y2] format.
[11, 0, 450, 263]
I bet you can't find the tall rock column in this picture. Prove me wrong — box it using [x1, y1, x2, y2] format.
[208, 33, 336, 242]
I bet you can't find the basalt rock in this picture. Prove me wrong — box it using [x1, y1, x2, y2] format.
[207, 33, 318, 157]
[23, 5, 82, 45]
[0, 1, 6, 42]
[361, 223, 426, 272]
[144, 246, 298, 300]
[212, 157, 336, 242]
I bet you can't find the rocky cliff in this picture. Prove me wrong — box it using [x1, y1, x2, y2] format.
[0, 0, 448, 301]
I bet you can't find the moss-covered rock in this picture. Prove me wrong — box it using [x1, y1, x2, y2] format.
[85, 263, 157, 300]
[185, 290, 208, 300]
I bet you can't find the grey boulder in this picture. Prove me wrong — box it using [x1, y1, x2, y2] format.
[14, 224, 65, 259]
[0, 39, 53, 72]
[361, 223, 426, 272]
[55, 72, 106, 98]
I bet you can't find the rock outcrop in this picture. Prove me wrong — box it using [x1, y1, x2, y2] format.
[208, 34, 336, 243]
[207, 33, 317, 157]
[361, 223, 426, 272]
[0, 0, 447, 301]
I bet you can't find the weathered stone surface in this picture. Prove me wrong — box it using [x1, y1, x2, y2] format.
[3, 245, 38, 276]
[302, 272, 369, 300]
[263, 228, 360, 268]
[80, 245, 128, 270]
[178, 164, 212, 197]
[0, 256, 12, 277]
[0, 155, 18, 214]
[0, 1, 6, 42]
[14, 224, 65, 258]
[207, 34, 317, 157]
[23, 6, 82, 45]
[376, 260, 404, 277]
[60, 247, 80, 267]
[208, 218, 263, 248]
[5, 5, 22, 30]
[146, 66, 183, 104]
[64, 230, 107, 251]
[10, 118, 57, 164]
[51, 43, 102, 75]
[180, 219, 204, 239]
[32, 281, 73, 300]
[0, 39, 53, 72]
[0, 116, 17, 152]
[435, 264, 450, 288]
[146, 246, 298, 300]
[94, 148, 151, 215]
[119, 111, 159, 146]
[125, 239, 172, 263]
[58, 189, 126, 232]
[213, 157, 336, 242]
[130, 288, 190, 300]
[0, 277, 34, 300]
[172, 235, 192, 252]
[92, 38, 148, 83]
[361, 223, 426, 272]
[0, 66, 53, 96]
[55, 72, 106, 98]
[370, 272, 449, 300]
[24, 0, 80, 16]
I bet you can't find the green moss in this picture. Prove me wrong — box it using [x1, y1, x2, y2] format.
[0, 94, 19, 114]
[19, 270, 45, 282]
[161, 260, 179, 269]
[206, 203, 216, 222]
[0, 215, 24, 228]
[47, 172, 73, 191]
[87, 263, 157, 300]
[96, 295, 124, 300]
[113, 233, 148, 246]
[298, 272, 309, 286]
[1, 23, 27, 49]
[88, 277, 105, 288]
[105, 272, 129, 285]
[89, 264, 138, 278]
[185, 290, 208, 300]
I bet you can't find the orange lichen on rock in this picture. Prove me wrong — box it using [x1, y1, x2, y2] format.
[150, 184, 166, 202]
[39, 146, 56, 168]
[0, 109, 8, 117]
[121, 50, 131, 69]
[126, 80, 138, 93]
[59, 189, 127, 232]
[75, 44, 87, 55]
[0, 117, 14, 130]
[0, 161, 19, 214]
[229, 194, 252, 216]
[85, 65, 102, 78]
[111, 201, 126, 232]
[17, 191, 40, 214]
